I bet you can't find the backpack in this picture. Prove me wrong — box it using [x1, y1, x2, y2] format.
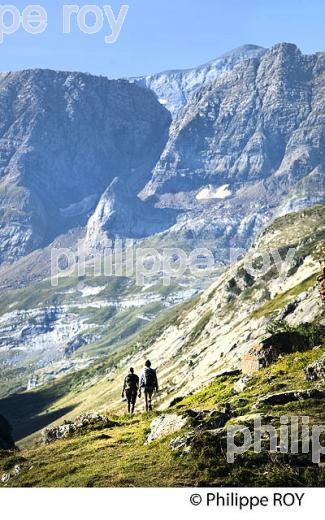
[125, 373, 138, 391]
[144, 367, 157, 387]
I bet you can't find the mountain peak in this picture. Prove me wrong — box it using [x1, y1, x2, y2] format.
[133, 45, 267, 116]
[271, 41, 300, 52]
[219, 44, 266, 59]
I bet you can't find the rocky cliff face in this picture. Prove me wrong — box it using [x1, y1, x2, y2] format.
[133, 45, 266, 116]
[0, 69, 171, 263]
[1, 44, 325, 267]
[140, 43, 325, 254]
[85, 177, 177, 248]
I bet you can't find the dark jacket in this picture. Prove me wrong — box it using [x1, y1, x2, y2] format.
[122, 373, 139, 393]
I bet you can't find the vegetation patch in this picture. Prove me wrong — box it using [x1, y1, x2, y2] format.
[251, 273, 317, 319]
[185, 311, 213, 346]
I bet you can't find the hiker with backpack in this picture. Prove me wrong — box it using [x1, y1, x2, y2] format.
[122, 367, 139, 414]
[139, 360, 159, 411]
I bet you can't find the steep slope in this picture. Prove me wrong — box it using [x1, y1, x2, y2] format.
[0, 265, 203, 400]
[85, 177, 177, 247]
[103, 205, 325, 402]
[0, 69, 171, 263]
[1, 205, 323, 448]
[133, 45, 266, 116]
[2, 339, 325, 487]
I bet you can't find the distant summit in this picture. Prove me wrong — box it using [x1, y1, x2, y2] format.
[133, 45, 266, 116]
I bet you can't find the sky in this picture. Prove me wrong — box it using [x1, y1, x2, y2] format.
[1, 0, 325, 78]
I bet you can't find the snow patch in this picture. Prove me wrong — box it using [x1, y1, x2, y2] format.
[196, 184, 232, 201]
[77, 285, 106, 298]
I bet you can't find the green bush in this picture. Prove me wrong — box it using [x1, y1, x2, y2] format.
[266, 320, 325, 348]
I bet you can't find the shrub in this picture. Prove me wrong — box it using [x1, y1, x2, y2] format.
[266, 320, 325, 348]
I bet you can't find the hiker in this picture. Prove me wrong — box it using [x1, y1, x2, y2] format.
[121, 368, 139, 414]
[139, 360, 159, 411]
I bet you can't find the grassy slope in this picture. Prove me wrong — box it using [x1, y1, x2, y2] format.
[252, 273, 318, 319]
[1, 342, 325, 487]
[0, 297, 200, 443]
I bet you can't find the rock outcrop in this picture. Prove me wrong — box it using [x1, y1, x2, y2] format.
[241, 332, 313, 376]
[255, 388, 325, 408]
[146, 414, 189, 443]
[85, 177, 177, 249]
[146, 409, 230, 444]
[0, 70, 171, 262]
[305, 354, 325, 381]
[43, 413, 117, 444]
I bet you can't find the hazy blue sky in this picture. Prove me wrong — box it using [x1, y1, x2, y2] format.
[1, 0, 325, 77]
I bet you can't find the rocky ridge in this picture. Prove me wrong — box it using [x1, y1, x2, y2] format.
[133, 45, 266, 116]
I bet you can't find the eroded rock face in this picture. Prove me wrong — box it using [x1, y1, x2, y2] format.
[0, 70, 171, 262]
[2, 44, 325, 268]
[241, 332, 312, 376]
[144, 44, 325, 197]
[134, 45, 266, 117]
[141, 44, 325, 255]
[85, 177, 177, 249]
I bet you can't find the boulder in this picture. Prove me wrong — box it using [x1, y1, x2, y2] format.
[254, 388, 325, 408]
[305, 354, 325, 381]
[146, 414, 189, 444]
[241, 332, 311, 376]
[202, 412, 229, 429]
[43, 412, 117, 444]
[183, 409, 230, 430]
[170, 432, 195, 452]
[234, 375, 251, 393]
[169, 425, 228, 453]
[0, 415, 15, 451]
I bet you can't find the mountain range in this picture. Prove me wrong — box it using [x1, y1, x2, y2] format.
[133, 44, 266, 116]
[0, 43, 324, 274]
[0, 42, 325, 488]
[0, 42, 325, 411]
